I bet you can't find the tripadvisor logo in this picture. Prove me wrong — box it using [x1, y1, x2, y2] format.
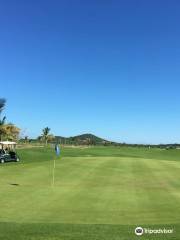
[135, 226, 174, 236]
[135, 227, 144, 236]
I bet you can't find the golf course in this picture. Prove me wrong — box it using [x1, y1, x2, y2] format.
[0, 146, 180, 239]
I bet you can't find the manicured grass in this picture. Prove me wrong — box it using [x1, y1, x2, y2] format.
[0, 146, 180, 239]
[0, 223, 179, 240]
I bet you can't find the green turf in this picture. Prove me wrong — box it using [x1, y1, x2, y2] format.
[0, 146, 180, 239]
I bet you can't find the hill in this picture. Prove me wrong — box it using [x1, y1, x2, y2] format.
[55, 133, 110, 145]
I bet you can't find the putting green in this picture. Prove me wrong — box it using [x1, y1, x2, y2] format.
[0, 147, 180, 239]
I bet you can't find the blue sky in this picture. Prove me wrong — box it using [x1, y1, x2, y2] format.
[0, 0, 180, 144]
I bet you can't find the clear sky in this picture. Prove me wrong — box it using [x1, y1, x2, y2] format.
[0, 0, 180, 144]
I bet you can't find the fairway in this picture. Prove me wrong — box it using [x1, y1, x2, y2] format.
[0, 146, 180, 239]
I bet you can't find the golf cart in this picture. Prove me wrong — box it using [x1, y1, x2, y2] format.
[0, 141, 20, 164]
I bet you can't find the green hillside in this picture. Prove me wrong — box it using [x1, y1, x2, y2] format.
[55, 133, 110, 145]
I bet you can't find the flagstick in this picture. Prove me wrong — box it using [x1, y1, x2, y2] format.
[52, 144, 60, 187]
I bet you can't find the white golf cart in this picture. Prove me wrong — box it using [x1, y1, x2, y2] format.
[0, 141, 20, 164]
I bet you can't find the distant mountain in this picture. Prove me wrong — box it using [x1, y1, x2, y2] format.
[55, 133, 110, 145]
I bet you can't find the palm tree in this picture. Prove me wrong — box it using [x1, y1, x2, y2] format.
[3, 124, 20, 141]
[0, 98, 6, 113]
[0, 117, 6, 141]
[0, 98, 6, 141]
[0, 99, 20, 141]
[42, 127, 51, 145]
